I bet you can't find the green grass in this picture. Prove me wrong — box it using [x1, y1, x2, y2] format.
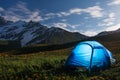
[0, 48, 120, 80]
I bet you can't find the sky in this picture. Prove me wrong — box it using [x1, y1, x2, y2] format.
[0, 0, 120, 36]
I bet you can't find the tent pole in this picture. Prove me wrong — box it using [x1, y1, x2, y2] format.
[89, 46, 94, 73]
[82, 43, 94, 73]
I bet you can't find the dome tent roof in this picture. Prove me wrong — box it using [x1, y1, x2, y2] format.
[65, 41, 115, 71]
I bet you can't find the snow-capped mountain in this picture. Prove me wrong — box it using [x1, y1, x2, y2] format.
[0, 16, 87, 47]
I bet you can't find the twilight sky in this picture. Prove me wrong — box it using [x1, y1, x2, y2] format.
[0, 0, 120, 36]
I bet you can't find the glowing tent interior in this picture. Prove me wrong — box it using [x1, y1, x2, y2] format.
[65, 41, 115, 71]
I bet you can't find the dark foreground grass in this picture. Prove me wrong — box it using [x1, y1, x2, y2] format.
[0, 48, 120, 80]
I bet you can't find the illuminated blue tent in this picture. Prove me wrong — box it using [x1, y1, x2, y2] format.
[65, 41, 115, 71]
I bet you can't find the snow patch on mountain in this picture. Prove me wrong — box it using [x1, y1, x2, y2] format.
[21, 31, 35, 46]
[0, 17, 88, 47]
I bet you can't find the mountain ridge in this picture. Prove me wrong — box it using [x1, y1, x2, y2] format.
[0, 16, 88, 47]
[97, 28, 120, 36]
[0, 16, 120, 47]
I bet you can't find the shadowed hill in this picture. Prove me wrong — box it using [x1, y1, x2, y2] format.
[0, 40, 21, 52]
[87, 30, 120, 53]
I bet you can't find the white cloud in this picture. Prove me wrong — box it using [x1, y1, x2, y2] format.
[99, 12, 116, 26]
[4, 16, 20, 22]
[45, 6, 104, 19]
[52, 22, 81, 31]
[81, 30, 97, 36]
[3, 1, 43, 22]
[8, 1, 31, 15]
[0, 7, 4, 12]
[103, 13, 115, 22]
[60, 12, 71, 16]
[109, 12, 115, 18]
[69, 8, 82, 14]
[46, 13, 56, 17]
[52, 22, 69, 31]
[108, 0, 120, 6]
[61, 6, 104, 18]
[52, 22, 98, 36]
[53, 22, 67, 28]
[69, 24, 80, 29]
[106, 23, 120, 31]
[45, 13, 57, 19]
[73, 30, 79, 32]
[83, 6, 104, 18]
[25, 11, 43, 22]
[67, 6, 104, 18]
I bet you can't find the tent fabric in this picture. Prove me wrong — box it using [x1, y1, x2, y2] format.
[65, 41, 115, 71]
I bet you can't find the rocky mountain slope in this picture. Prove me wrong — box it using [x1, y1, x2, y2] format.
[0, 16, 87, 47]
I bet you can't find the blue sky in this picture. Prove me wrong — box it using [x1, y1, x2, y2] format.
[0, 0, 120, 36]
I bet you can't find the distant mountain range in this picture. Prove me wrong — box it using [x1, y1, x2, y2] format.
[0, 16, 87, 47]
[0, 16, 120, 54]
[92, 28, 120, 42]
[97, 29, 120, 36]
[0, 16, 120, 47]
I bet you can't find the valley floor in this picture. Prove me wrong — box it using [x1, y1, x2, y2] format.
[0, 48, 120, 80]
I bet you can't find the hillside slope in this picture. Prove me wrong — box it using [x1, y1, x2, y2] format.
[0, 16, 88, 47]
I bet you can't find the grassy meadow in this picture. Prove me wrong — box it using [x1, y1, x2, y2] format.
[0, 41, 120, 80]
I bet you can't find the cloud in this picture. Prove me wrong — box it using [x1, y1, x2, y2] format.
[108, 0, 120, 6]
[80, 30, 97, 36]
[52, 22, 67, 28]
[24, 10, 43, 22]
[3, 1, 43, 22]
[106, 23, 120, 31]
[45, 6, 104, 20]
[69, 24, 80, 29]
[46, 13, 55, 16]
[52, 22, 98, 36]
[0, 7, 4, 16]
[52, 22, 69, 31]
[52, 22, 81, 31]
[98, 12, 116, 26]
[103, 13, 115, 25]
[60, 6, 104, 18]
[0, 7, 4, 12]
[73, 30, 79, 32]
[83, 6, 104, 18]
[109, 12, 115, 18]
[72, 29, 96, 36]
[61, 19, 67, 22]
[45, 13, 57, 19]
[69, 8, 82, 15]
[59, 12, 71, 16]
